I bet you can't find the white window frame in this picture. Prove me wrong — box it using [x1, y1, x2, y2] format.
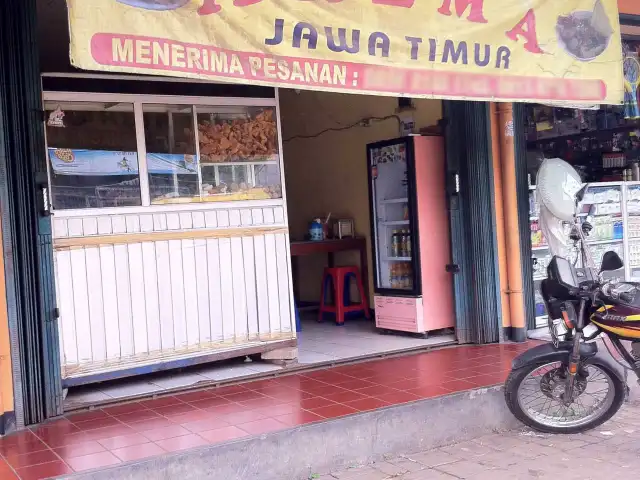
[42, 91, 280, 218]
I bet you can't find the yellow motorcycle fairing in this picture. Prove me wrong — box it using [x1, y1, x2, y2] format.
[591, 306, 640, 339]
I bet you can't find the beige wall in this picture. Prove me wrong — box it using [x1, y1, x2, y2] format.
[279, 90, 442, 303]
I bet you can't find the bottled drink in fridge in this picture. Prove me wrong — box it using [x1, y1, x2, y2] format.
[391, 230, 400, 257]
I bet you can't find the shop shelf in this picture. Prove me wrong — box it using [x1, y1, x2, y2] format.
[586, 239, 623, 245]
[381, 220, 410, 226]
[532, 245, 549, 251]
[381, 197, 409, 204]
[200, 160, 278, 167]
[383, 256, 412, 262]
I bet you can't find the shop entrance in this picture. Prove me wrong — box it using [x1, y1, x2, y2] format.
[59, 88, 460, 411]
[279, 90, 457, 363]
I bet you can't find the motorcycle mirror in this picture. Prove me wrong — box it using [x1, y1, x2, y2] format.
[600, 251, 624, 273]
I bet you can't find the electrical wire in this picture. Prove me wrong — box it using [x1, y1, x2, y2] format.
[283, 115, 401, 142]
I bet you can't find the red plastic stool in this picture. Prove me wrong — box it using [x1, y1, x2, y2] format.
[318, 266, 371, 325]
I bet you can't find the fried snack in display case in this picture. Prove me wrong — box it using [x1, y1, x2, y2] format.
[195, 106, 282, 202]
[198, 107, 278, 164]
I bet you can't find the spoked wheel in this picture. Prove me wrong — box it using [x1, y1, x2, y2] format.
[505, 360, 626, 434]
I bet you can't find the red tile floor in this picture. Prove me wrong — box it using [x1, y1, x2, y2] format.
[0, 342, 538, 480]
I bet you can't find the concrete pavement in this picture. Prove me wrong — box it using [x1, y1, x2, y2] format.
[315, 403, 640, 480]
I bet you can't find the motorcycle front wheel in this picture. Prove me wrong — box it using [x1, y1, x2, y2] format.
[504, 359, 626, 434]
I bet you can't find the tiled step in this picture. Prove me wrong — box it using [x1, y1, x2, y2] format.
[0, 342, 535, 479]
[67, 386, 520, 480]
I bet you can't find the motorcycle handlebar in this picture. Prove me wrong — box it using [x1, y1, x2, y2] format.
[619, 292, 634, 303]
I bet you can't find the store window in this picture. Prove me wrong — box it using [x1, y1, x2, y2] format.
[45, 102, 141, 209]
[197, 106, 282, 201]
[142, 104, 200, 204]
[44, 99, 282, 209]
[526, 37, 640, 327]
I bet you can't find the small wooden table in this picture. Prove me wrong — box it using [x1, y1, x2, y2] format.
[290, 237, 369, 304]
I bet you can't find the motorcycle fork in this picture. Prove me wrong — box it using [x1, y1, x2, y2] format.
[563, 298, 586, 405]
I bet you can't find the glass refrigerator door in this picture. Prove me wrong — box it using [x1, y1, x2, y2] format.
[369, 140, 418, 295]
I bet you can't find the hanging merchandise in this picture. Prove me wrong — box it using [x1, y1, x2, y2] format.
[623, 45, 640, 119]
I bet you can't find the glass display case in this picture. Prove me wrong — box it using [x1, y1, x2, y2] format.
[45, 101, 282, 209]
[196, 106, 282, 203]
[45, 101, 141, 209]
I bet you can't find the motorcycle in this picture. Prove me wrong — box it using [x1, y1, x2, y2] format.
[505, 174, 640, 434]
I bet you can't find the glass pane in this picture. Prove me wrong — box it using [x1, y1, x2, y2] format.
[197, 106, 282, 201]
[627, 184, 640, 279]
[143, 104, 200, 204]
[370, 142, 414, 291]
[45, 101, 141, 209]
[580, 184, 624, 279]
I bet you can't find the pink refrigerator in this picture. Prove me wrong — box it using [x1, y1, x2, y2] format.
[367, 135, 455, 335]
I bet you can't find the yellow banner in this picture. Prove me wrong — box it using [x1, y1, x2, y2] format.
[67, 0, 624, 104]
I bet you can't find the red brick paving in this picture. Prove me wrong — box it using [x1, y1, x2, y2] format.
[0, 342, 536, 479]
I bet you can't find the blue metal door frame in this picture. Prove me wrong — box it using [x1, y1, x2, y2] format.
[0, 0, 63, 427]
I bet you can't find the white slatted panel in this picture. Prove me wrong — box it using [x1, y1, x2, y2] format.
[243, 236, 258, 340]
[85, 247, 106, 362]
[126, 216, 141, 233]
[56, 250, 78, 365]
[206, 238, 224, 343]
[53, 206, 295, 377]
[194, 239, 211, 344]
[231, 237, 248, 341]
[229, 210, 241, 227]
[99, 245, 121, 360]
[114, 244, 134, 358]
[275, 233, 293, 332]
[240, 209, 253, 226]
[128, 243, 148, 355]
[53, 219, 68, 238]
[169, 239, 187, 348]
[140, 215, 154, 233]
[166, 213, 181, 230]
[112, 216, 127, 234]
[97, 217, 112, 235]
[182, 239, 200, 347]
[70, 249, 92, 362]
[141, 242, 161, 352]
[253, 235, 270, 336]
[153, 214, 167, 231]
[155, 240, 174, 350]
[193, 211, 205, 229]
[218, 237, 234, 341]
[82, 218, 98, 236]
[264, 233, 281, 335]
[273, 207, 285, 224]
[263, 208, 275, 225]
